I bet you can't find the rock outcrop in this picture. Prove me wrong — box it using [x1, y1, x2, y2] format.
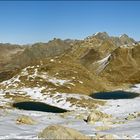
[87, 110, 111, 124]
[16, 115, 36, 125]
[125, 112, 140, 121]
[92, 133, 115, 139]
[38, 125, 91, 139]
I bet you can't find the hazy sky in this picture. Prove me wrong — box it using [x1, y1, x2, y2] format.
[0, 1, 140, 44]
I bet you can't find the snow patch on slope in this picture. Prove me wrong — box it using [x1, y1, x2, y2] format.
[98, 85, 140, 139]
[0, 109, 101, 139]
[48, 78, 70, 86]
[0, 90, 12, 107]
[93, 54, 111, 74]
[126, 84, 140, 93]
[99, 97, 140, 118]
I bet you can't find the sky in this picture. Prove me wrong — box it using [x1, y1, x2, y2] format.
[0, 1, 140, 44]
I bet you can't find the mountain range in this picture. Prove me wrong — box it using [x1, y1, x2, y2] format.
[0, 32, 139, 93]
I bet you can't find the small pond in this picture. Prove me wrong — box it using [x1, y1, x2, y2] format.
[13, 101, 67, 113]
[90, 91, 139, 100]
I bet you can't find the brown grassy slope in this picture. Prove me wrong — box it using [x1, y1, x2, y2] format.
[4, 54, 106, 95]
[6, 39, 72, 69]
[0, 44, 24, 70]
[68, 37, 116, 74]
[100, 45, 140, 83]
[40, 55, 106, 94]
[0, 39, 71, 82]
[0, 44, 24, 81]
[39, 55, 106, 95]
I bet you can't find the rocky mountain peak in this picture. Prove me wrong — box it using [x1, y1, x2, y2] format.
[120, 34, 129, 39]
[119, 34, 136, 46]
[94, 32, 109, 40]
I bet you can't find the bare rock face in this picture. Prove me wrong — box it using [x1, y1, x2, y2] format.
[87, 110, 111, 124]
[38, 125, 91, 139]
[16, 115, 36, 125]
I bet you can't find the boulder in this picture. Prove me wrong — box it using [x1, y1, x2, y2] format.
[38, 125, 91, 139]
[125, 112, 139, 121]
[16, 115, 36, 125]
[87, 112, 99, 124]
[95, 125, 112, 131]
[87, 110, 111, 124]
[101, 134, 115, 139]
[92, 133, 115, 139]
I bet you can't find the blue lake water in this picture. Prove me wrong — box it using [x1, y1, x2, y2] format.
[13, 101, 67, 113]
[90, 91, 139, 100]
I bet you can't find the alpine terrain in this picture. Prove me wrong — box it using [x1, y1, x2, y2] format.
[0, 32, 140, 139]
